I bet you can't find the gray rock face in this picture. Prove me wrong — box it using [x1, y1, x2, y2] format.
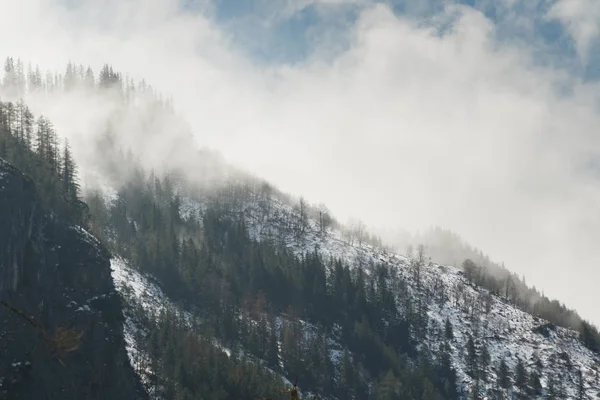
[0, 158, 147, 400]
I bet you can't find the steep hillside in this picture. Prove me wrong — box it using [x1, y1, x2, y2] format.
[90, 169, 600, 400]
[0, 157, 147, 400]
[391, 226, 600, 348]
[3, 60, 599, 399]
[182, 192, 600, 399]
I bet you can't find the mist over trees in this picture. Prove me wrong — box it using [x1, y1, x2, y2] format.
[397, 227, 600, 355]
[3, 56, 172, 107]
[84, 152, 463, 399]
[0, 99, 85, 224]
[2, 56, 196, 189]
[2, 56, 600, 399]
[2, 56, 398, 255]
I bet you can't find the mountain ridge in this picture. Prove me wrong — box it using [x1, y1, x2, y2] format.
[2, 60, 600, 399]
[101, 178, 600, 399]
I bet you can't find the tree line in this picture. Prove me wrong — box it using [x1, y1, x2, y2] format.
[461, 258, 600, 355]
[0, 99, 84, 224]
[86, 153, 600, 398]
[3, 56, 173, 110]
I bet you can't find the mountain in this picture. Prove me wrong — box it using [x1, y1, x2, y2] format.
[1, 59, 600, 399]
[0, 155, 146, 398]
[99, 171, 600, 399]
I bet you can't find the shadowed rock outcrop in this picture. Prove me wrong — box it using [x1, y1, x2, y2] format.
[0, 158, 147, 400]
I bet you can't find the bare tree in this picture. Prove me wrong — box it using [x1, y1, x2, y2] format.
[412, 244, 426, 287]
[317, 203, 332, 234]
[454, 281, 465, 308]
[343, 219, 357, 245]
[484, 291, 493, 314]
[406, 244, 414, 259]
[462, 259, 478, 282]
[257, 182, 273, 223]
[355, 219, 367, 246]
[417, 244, 426, 265]
[432, 274, 448, 307]
[503, 275, 516, 302]
[294, 196, 309, 238]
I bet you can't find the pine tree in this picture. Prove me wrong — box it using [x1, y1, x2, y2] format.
[64, 61, 77, 92]
[514, 357, 528, 397]
[35, 116, 48, 161]
[528, 370, 542, 397]
[14, 58, 25, 97]
[465, 334, 478, 378]
[376, 370, 399, 400]
[556, 370, 567, 399]
[62, 139, 79, 203]
[478, 342, 490, 382]
[13, 100, 25, 144]
[421, 378, 438, 400]
[577, 367, 586, 400]
[437, 340, 458, 399]
[85, 66, 95, 89]
[546, 373, 558, 399]
[497, 358, 511, 390]
[338, 349, 355, 400]
[22, 106, 34, 149]
[445, 317, 454, 340]
[2, 57, 17, 96]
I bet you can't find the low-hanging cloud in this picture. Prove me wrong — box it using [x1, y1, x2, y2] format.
[1, 0, 599, 326]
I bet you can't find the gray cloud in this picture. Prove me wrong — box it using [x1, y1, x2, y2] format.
[1, 0, 599, 326]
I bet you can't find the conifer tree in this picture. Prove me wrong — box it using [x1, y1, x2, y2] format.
[577, 367, 586, 400]
[497, 358, 511, 390]
[546, 372, 558, 399]
[478, 342, 490, 382]
[445, 317, 454, 340]
[465, 334, 478, 378]
[514, 357, 528, 397]
[61, 139, 79, 203]
[528, 370, 542, 397]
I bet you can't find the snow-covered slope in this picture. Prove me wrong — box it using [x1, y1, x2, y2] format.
[111, 257, 196, 396]
[110, 190, 600, 399]
[181, 194, 600, 398]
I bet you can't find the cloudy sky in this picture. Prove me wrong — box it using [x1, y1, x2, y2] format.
[1, 0, 600, 326]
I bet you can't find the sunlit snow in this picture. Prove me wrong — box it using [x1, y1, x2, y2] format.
[108, 190, 600, 398]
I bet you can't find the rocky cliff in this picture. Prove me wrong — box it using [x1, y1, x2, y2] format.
[0, 158, 147, 400]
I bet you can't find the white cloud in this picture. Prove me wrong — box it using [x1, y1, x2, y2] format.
[277, 0, 370, 19]
[547, 0, 600, 63]
[2, 0, 600, 326]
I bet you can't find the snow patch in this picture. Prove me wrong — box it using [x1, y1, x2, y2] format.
[71, 225, 102, 247]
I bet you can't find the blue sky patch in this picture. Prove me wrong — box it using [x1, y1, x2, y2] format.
[188, 0, 596, 80]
